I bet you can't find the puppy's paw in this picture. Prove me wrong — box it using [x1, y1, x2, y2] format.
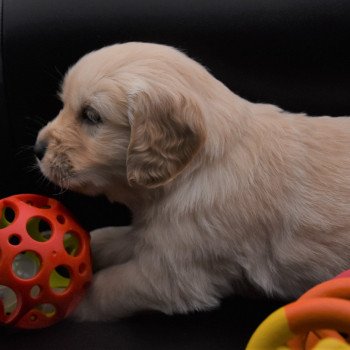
[70, 276, 109, 322]
[71, 297, 98, 322]
[69, 267, 128, 322]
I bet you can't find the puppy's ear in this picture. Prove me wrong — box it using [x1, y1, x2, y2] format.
[126, 87, 206, 188]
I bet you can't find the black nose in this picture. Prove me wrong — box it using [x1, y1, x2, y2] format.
[34, 141, 48, 161]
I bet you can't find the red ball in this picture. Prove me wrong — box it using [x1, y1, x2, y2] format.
[0, 194, 92, 329]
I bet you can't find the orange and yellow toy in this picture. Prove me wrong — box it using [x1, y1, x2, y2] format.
[0, 194, 92, 329]
[247, 270, 350, 350]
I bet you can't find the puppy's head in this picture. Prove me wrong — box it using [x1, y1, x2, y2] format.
[35, 43, 207, 201]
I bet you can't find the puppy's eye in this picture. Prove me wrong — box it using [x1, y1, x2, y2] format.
[80, 107, 102, 125]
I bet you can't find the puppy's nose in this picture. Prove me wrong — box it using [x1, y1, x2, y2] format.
[34, 141, 48, 161]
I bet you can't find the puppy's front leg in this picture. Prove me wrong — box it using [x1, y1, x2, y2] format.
[73, 252, 225, 322]
[90, 226, 136, 271]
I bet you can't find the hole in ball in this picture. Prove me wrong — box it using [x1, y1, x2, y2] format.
[50, 265, 71, 294]
[30, 285, 41, 299]
[18, 195, 51, 209]
[0, 207, 16, 229]
[63, 232, 81, 257]
[0, 285, 17, 316]
[12, 251, 41, 279]
[35, 303, 56, 318]
[27, 217, 52, 242]
[8, 234, 21, 246]
[79, 263, 87, 274]
[57, 215, 65, 225]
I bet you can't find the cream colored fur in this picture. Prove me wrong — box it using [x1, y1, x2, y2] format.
[35, 42, 350, 321]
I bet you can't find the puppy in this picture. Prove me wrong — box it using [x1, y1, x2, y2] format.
[35, 42, 350, 321]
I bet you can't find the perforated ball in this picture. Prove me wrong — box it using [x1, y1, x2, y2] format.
[0, 194, 92, 329]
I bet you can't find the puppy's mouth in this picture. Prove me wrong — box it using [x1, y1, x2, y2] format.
[36, 153, 111, 197]
[37, 153, 76, 190]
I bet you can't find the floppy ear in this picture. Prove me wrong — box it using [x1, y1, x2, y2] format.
[126, 88, 206, 188]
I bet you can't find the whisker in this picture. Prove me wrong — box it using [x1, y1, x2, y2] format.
[15, 144, 34, 157]
[54, 65, 64, 81]
[27, 163, 52, 191]
[34, 173, 47, 189]
[25, 115, 47, 127]
[53, 178, 69, 195]
[43, 65, 64, 84]
[25, 162, 41, 174]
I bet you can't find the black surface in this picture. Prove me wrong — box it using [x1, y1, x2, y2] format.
[1, 0, 350, 349]
[0, 297, 286, 350]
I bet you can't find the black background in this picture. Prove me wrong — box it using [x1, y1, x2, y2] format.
[2, 0, 350, 229]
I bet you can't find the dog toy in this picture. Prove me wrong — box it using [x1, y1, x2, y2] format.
[246, 270, 350, 350]
[0, 194, 92, 329]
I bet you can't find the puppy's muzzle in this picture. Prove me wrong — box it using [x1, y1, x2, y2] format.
[34, 141, 48, 161]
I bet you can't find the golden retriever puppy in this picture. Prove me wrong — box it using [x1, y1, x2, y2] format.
[35, 42, 350, 321]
